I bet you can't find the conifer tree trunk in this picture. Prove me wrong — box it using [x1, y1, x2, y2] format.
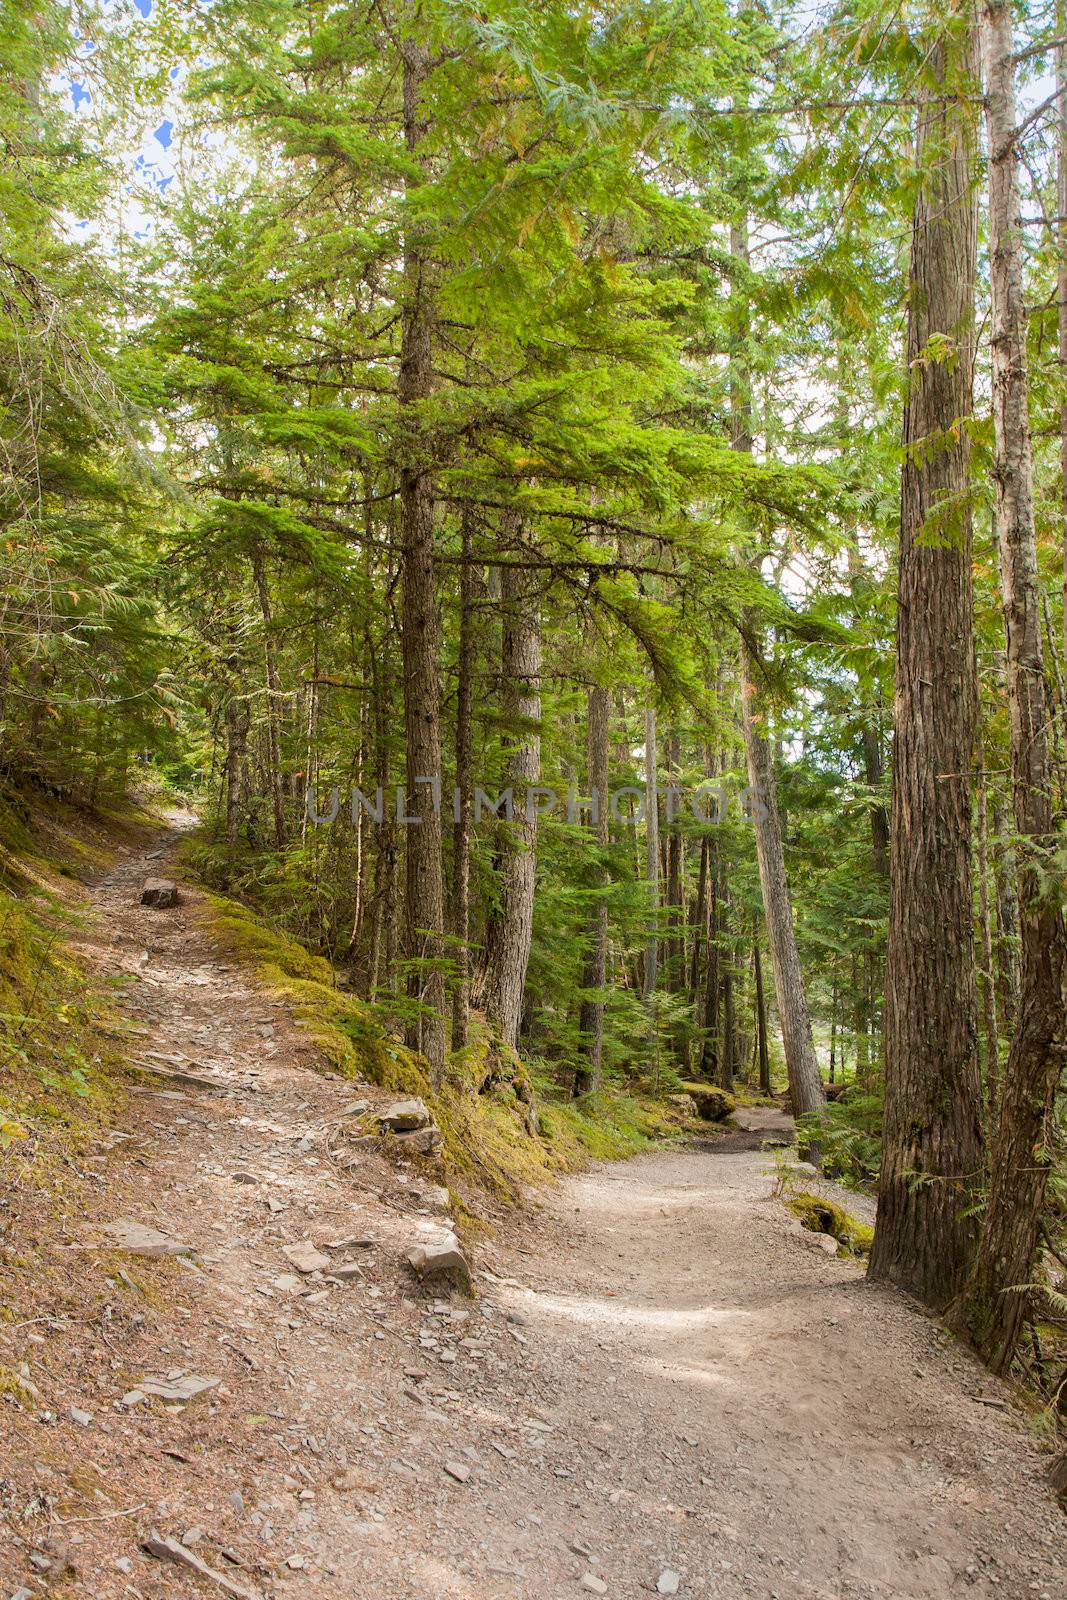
[1059, 9, 1067, 678]
[730, 202, 823, 1119]
[643, 706, 659, 999]
[483, 561, 541, 1049]
[451, 511, 475, 1051]
[977, 764, 1000, 1117]
[720, 894, 735, 1094]
[575, 683, 610, 1094]
[399, 40, 446, 1080]
[867, 14, 984, 1311]
[845, 528, 890, 879]
[949, 0, 1067, 1368]
[754, 922, 771, 1095]
[699, 846, 720, 1079]
[689, 837, 708, 1001]
[251, 548, 286, 849]
[665, 732, 683, 991]
[225, 697, 249, 848]
[741, 656, 824, 1117]
[993, 800, 1021, 1045]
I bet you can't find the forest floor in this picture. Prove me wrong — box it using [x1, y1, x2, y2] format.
[0, 819, 1064, 1600]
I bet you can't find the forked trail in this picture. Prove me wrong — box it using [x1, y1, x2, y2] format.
[44, 824, 1064, 1599]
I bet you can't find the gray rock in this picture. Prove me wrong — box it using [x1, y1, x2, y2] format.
[581, 1576, 608, 1595]
[327, 1263, 364, 1283]
[817, 1234, 840, 1257]
[115, 1557, 133, 1574]
[104, 1221, 194, 1257]
[120, 1390, 146, 1408]
[142, 1533, 262, 1599]
[341, 1100, 371, 1117]
[443, 1460, 470, 1483]
[406, 1235, 473, 1295]
[378, 1097, 430, 1132]
[140, 878, 179, 909]
[394, 1126, 443, 1157]
[68, 1406, 92, 1427]
[140, 1374, 220, 1403]
[282, 1241, 331, 1275]
[657, 1571, 681, 1596]
[12, 1588, 36, 1600]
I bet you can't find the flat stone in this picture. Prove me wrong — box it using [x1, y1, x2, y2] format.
[140, 1374, 220, 1403]
[378, 1097, 430, 1132]
[140, 878, 179, 909]
[104, 1221, 194, 1258]
[443, 1460, 470, 1483]
[341, 1100, 371, 1117]
[69, 1406, 92, 1426]
[657, 1571, 681, 1596]
[282, 1241, 331, 1275]
[581, 1576, 607, 1595]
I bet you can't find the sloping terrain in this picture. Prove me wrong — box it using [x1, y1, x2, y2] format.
[0, 825, 1061, 1600]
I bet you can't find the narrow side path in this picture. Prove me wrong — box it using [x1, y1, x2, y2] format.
[8, 822, 1058, 1600]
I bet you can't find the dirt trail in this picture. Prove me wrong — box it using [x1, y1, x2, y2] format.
[8, 823, 1062, 1600]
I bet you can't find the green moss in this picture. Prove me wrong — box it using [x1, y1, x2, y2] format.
[677, 1081, 737, 1122]
[0, 888, 122, 1165]
[786, 1189, 874, 1257]
[0, 1363, 40, 1408]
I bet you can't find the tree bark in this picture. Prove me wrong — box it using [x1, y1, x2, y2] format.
[993, 798, 1020, 1041]
[482, 558, 541, 1049]
[867, 16, 985, 1312]
[575, 682, 610, 1094]
[224, 697, 249, 849]
[251, 547, 286, 850]
[754, 921, 771, 1095]
[699, 841, 720, 1079]
[977, 761, 1000, 1120]
[665, 732, 684, 992]
[451, 509, 475, 1051]
[642, 705, 659, 1000]
[399, 40, 446, 1081]
[948, 0, 1067, 1369]
[741, 651, 824, 1118]
[1059, 5, 1067, 684]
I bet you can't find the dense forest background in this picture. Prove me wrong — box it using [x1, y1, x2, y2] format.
[2, 0, 1066, 1424]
